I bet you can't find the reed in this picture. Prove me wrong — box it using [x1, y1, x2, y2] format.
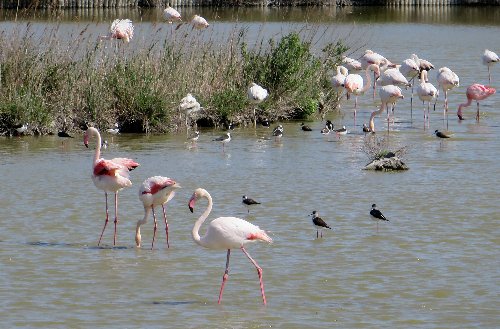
[0, 22, 347, 135]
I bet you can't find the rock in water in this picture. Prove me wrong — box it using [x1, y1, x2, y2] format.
[364, 156, 409, 171]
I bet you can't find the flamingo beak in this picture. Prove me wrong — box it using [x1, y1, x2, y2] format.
[188, 197, 196, 213]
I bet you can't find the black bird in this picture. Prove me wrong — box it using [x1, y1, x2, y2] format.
[260, 118, 270, 127]
[301, 123, 312, 131]
[370, 204, 389, 232]
[272, 125, 283, 139]
[434, 129, 450, 138]
[58, 131, 73, 138]
[242, 195, 261, 213]
[325, 120, 334, 131]
[309, 210, 332, 238]
[362, 123, 371, 133]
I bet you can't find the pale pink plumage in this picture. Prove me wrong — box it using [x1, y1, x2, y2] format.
[342, 56, 361, 71]
[163, 6, 182, 23]
[437, 67, 459, 127]
[344, 63, 380, 117]
[417, 70, 438, 128]
[84, 127, 139, 246]
[369, 85, 404, 132]
[457, 83, 496, 121]
[482, 49, 499, 84]
[378, 67, 411, 88]
[191, 15, 209, 30]
[136, 176, 181, 249]
[189, 188, 272, 305]
[101, 19, 134, 43]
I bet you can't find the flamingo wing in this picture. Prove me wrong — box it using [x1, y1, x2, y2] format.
[111, 157, 140, 171]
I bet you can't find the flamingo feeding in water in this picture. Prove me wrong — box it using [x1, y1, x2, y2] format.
[416, 70, 438, 129]
[84, 127, 140, 246]
[369, 85, 404, 133]
[100, 19, 134, 43]
[136, 176, 181, 249]
[457, 83, 496, 121]
[248, 82, 269, 126]
[482, 49, 499, 84]
[191, 15, 209, 30]
[188, 188, 273, 305]
[331, 66, 348, 108]
[163, 5, 182, 23]
[436, 67, 460, 129]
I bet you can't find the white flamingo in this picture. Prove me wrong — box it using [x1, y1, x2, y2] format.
[191, 15, 209, 30]
[360, 50, 396, 97]
[163, 5, 182, 24]
[188, 188, 272, 305]
[136, 176, 181, 249]
[400, 58, 420, 119]
[330, 66, 348, 108]
[416, 70, 438, 129]
[411, 54, 434, 72]
[369, 85, 404, 133]
[100, 19, 134, 43]
[179, 93, 201, 127]
[84, 127, 139, 246]
[248, 82, 269, 126]
[342, 56, 361, 71]
[343, 63, 380, 124]
[482, 49, 499, 84]
[436, 67, 459, 129]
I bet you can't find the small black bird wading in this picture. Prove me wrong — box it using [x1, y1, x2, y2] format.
[370, 204, 389, 232]
[434, 130, 450, 138]
[309, 210, 332, 238]
[242, 195, 261, 213]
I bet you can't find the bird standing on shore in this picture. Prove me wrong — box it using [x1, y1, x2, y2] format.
[309, 210, 332, 238]
[370, 204, 389, 233]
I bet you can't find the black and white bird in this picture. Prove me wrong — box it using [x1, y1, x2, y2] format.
[107, 123, 120, 135]
[362, 123, 371, 133]
[242, 195, 261, 213]
[434, 130, 451, 138]
[309, 210, 332, 238]
[334, 125, 348, 135]
[272, 124, 283, 140]
[320, 126, 330, 135]
[212, 132, 231, 151]
[325, 120, 334, 130]
[370, 204, 389, 232]
[301, 123, 312, 131]
[188, 130, 200, 143]
[14, 123, 28, 135]
[260, 118, 270, 127]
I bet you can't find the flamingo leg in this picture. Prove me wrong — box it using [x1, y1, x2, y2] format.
[162, 204, 170, 248]
[488, 66, 491, 85]
[444, 90, 449, 130]
[151, 206, 158, 250]
[241, 247, 267, 305]
[218, 249, 231, 304]
[113, 192, 118, 246]
[97, 192, 110, 246]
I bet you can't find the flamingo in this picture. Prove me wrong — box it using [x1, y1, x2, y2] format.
[411, 54, 434, 73]
[457, 84, 496, 121]
[370, 204, 389, 233]
[163, 5, 182, 24]
[100, 19, 134, 43]
[400, 58, 420, 119]
[343, 63, 381, 124]
[309, 211, 332, 238]
[368, 85, 404, 133]
[482, 49, 499, 84]
[360, 50, 396, 98]
[179, 93, 201, 127]
[342, 56, 362, 71]
[84, 127, 139, 246]
[378, 67, 411, 88]
[242, 195, 261, 213]
[436, 67, 460, 129]
[248, 82, 269, 126]
[191, 15, 209, 30]
[416, 70, 438, 129]
[136, 176, 181, 249]
[330, 66, 348, 108]
[188, 188, 272, 305]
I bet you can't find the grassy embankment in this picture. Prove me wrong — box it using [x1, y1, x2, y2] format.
[0, 22, 348, 135]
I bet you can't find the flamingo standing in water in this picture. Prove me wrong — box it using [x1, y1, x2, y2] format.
[342, 56, 361, 71]
[188, 188, 273, 305]
[136, 176, 181, 249]
[163, 5, 182, 23]
[330, 66, 348, 109]
[84, 127, 140, 246]
[368, 85, 404, 133]
[436, 67, 460, 129]
[248, 82, 269, 126]
[482, 49, 499, 84]
[400, 58, 420, 119]
[191, 15, 209, 30]
[360, 50, 396, 98]
[100, 19, 134, 43]
[344, 63, 381, 125]
[416, 70, 438, 129]
[457, 84, 496, 121]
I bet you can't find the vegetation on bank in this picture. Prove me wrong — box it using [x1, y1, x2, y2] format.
[0, 23, 348, 135]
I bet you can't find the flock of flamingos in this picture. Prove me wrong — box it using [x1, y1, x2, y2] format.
[78, 7, 499, 305]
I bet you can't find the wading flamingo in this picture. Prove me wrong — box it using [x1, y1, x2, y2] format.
[309, 210, 331, 238]
[400, 58, 420, 119]
[100, 19, 134, 43]
[436, 67, 460, 129]
[331, 66, 348, 109]
[248, 82, 269, 126]
[416, 70, 438, 129]
[163, 5, 182, 23]
[344, 63, 381, 124]
[84, 127, 139, 246]
[370, 204, 389, 233]
[411, 54, 434, 73]
[179, 93, 201, 128]
[188, 188, 272, 305]
[457, 84, 496, 121]
[360, 50, 396, 98]
[369, 85, 404, 133]
[191, 15, 209, 30]
[136, 176, 181, 249]
[482, 49, 499, 84]
[342, 56, 361, 71]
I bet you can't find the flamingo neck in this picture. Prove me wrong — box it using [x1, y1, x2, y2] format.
[135, 207, 151, 247]
[90, 127, 102, 165]
[361, 64, 378, 93]
[369, 102, 387, 132]
[192, 192, 213, 247]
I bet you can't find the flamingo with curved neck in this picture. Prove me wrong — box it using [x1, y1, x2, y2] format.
[369, 85, 404, 133]
[189, 188, 272, 305]
[457, 84, 496, 121]
[344, 63, 381, 124]
[84, 127, 139, 246]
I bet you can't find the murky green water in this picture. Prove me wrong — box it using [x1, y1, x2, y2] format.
[1, 6, 499, 328]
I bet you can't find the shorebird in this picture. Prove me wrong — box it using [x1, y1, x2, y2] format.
[301, 123, 312, 131]
[434, 130, 451, 138]
[309, 210, 332, 238]
[212, 132, 231, 151]
[370, 204, 389, 232]
[242, 195, 261, 213]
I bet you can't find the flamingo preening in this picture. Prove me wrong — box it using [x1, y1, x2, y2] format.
[84, 127, 140, 246]
[188, 188, 272, 305]
[457, 84, 496, 121]
[136, 176, 181, 249]
[344, 63, 381, 125]
[416, 70, 438, 129]
[191, 15, 209, 30]
[100, 19, 134, 43]
[248, 82, 269, 126]
[330, 66, 348, 109]
[163, 5, 182, 23]
[341, 56, 361, 71]
[369, 85, 404, 133]
[482, 49, 499, 84]
[436, 67, 460, 129]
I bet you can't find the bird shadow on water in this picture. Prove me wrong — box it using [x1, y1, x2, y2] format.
[24, 241, 133, 250]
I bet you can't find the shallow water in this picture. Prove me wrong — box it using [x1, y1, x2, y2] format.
[1, 6, 500, 328]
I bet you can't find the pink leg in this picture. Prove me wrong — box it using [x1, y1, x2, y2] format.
[97, 192, 110, 246]
[113, 192, 118, 246]
[218, 249, 231, 304]
[241, 247, 267, 305]
[151, 206, 158, 250]
[162, 204, 170, 248]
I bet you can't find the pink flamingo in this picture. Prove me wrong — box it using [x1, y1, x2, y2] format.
[331, 66, 348, 109]
[100, 19, 134, 43]
[416, 70, 438, 129]
[360, 50, 396, 98]
[457, 84, 496, 121]
[191, 15, 209, 30]
[482, 49, 499, 84]
[163, 5, 182, 23]
[436, 67, 460, 129]
[84, 127, 139, 246]
[344, 63, 380, 124]
[136, 176, 181, 249]
[369, 85, 404, 133]
[188, 188, 273, 305]
[342, 56, 361, 71]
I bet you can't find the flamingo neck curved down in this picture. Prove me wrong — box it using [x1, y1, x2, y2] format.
[192, 193, 213, 247]
[369, 102, 387, 132]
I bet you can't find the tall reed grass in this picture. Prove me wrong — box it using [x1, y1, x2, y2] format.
[0, 21, 348, 135]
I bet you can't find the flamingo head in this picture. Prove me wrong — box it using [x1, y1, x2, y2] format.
[83, 131, 90, 148]
[189, 188, 204, 212]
